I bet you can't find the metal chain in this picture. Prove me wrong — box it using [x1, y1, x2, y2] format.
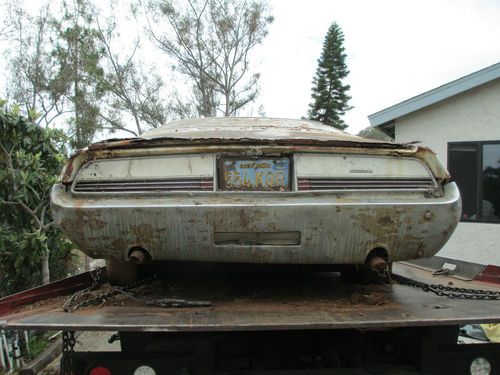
[63, 273, 158, 312]
[375, 265, 393, 285]
[393, 274, 500, 300]
[63, 267, 103, 312]
[60, 331, 76, 375]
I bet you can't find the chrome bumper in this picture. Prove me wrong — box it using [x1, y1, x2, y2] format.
[51, 183, 461, 264]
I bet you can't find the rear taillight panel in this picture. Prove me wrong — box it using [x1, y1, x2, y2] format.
[70, 152, 438, 194]
[295, 153, 437, 192]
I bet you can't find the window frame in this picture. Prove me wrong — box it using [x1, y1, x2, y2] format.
[448, 140, 500, 224]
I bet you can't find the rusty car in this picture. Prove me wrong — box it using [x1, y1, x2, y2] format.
[51, 117, 461, 283]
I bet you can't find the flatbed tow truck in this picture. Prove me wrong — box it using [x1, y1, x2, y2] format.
[1, 256, 500, 375]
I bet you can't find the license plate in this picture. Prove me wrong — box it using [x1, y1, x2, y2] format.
[219, 158, 290, 191]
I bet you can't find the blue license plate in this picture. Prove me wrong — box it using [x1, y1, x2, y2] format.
[219, 158, 290, 191]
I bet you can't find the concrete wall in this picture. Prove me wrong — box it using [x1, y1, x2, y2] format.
[394, 78, 500, 265]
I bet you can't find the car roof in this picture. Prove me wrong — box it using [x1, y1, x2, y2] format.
[140, 117, 385, 144]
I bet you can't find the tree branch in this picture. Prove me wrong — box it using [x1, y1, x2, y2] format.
[0, 198, 43, 230]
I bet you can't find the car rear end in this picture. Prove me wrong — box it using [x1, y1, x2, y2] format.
[51, 118, 461, 267]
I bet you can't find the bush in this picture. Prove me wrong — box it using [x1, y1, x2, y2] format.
[0, 103, 74, 295]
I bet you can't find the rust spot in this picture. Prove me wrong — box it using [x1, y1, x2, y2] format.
[111, 239, 128, 251]
[60, 219, 80, 236]
[351, 291, 387, 306]
[356, 210, 401, 237]
[87, 136, 405, 152]
[249, 249, 272, 262]
[74, 198, 85, 209]
[62, 161, 74, 184]
[87, 217, 107, 230]
[62, 151, 88, 184]
[238, 210, 247, 228]
[131, 223, 155, 240]
[377, 215, 394, 226]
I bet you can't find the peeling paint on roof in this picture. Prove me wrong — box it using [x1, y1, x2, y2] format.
[141, 117, 385, 144]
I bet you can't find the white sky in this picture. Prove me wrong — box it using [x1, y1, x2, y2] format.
[254, 0, 500, 134]
[2, 0, 500, 136]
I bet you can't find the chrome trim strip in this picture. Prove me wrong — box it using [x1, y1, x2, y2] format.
[297, 177, 436, 191]
[73, 178, 214, 193]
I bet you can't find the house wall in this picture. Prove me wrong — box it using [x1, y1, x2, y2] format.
[394, 79, 500, 165]
[393, 78, 500, 265]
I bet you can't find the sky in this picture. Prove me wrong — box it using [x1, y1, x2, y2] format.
[253, 0, 500, 134]
[2, 0, 500, 137]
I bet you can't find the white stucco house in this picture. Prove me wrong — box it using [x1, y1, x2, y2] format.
[368, 62, 500, 266]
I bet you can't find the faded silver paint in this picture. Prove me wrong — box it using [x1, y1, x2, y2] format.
[51, 117, 461, 266]
[76, 154, 215, 181]
[295, 154, 433, 179]
[51, 182, 461, 264]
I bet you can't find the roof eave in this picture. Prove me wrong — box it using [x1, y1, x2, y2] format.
[368, 62, 500, 127]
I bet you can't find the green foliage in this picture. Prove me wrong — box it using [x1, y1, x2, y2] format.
[6, 1, 172, 140]
[51, 0, 106, 149]
[27, 332, 52, 360]
[308, 22, 352, 130]
[0, 106, 73, 295]
[6, 3, 67, 128]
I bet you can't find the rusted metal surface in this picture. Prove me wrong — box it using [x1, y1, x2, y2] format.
[88, 116, 402, 153]
[367, 254, 388, 270]
[61, 118, 449, 185]
[475, 265, 500, 285]
[0, 268, 106, 316]
[62, 145, 449, 186]
[391, 262, 500, 290]
[128, 249, 150, 264]
[89, 138, 402, 153]
[53, 117, 459, 266]
[51, 182, 460, 264]
[402, 256, 486, 281]
[142, 117, 388, 143]
[61, 152, 86, 185]
[2, 262, 500, 332]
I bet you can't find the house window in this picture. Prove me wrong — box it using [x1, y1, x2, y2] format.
[448, 142, 500, 223]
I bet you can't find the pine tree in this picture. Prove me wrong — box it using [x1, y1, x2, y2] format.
[308, 22, 351, 130]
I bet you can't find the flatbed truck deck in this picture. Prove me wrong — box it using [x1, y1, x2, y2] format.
[1, 258, 500, 374]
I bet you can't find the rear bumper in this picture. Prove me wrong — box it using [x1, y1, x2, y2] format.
[51, 183, 461, 264]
